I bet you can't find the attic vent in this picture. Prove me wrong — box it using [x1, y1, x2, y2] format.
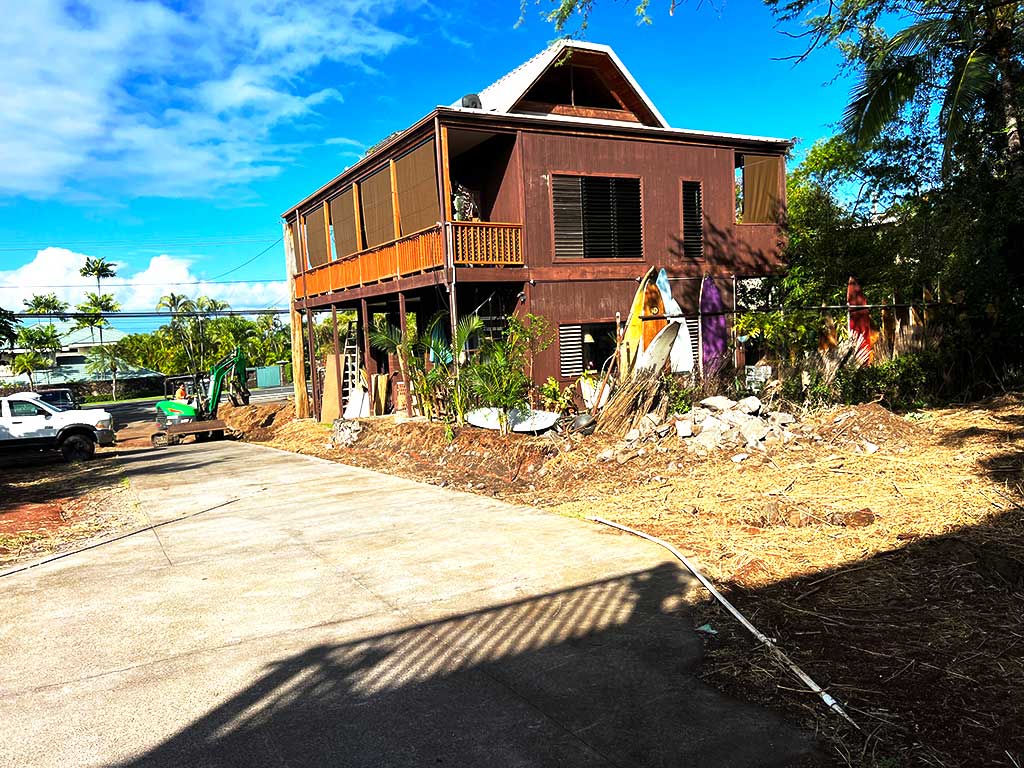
[461, 93, 482, 109]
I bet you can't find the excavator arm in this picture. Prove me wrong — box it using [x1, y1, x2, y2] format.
[205, 346, 250, 417]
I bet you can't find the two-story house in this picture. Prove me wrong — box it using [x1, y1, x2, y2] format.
[282, 40, 790, 418]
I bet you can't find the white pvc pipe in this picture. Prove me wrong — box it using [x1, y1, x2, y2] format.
[589, 516, 858, 728]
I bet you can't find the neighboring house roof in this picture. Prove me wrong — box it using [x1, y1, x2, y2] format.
[8, 320, 128, 354]
[450, 40, 670, 129]
[0, 360, 162, 387]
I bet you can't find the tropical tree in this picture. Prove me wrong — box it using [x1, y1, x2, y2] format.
[0, 307, 18, 349]
[12, 351, 48, 389]
[85, 344, 128, 401]
[17, 325, 63, 362]
[23, 293, 69, 316]
[80, 256, 117, 294]
[75, 292, 120, 344]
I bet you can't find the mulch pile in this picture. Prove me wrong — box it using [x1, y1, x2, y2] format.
[220, 396, 1024, 767]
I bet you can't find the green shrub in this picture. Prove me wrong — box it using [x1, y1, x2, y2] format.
[836, 352, 943, 410]
[663, 374, 695, 414]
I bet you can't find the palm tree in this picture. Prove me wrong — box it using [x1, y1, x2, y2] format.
[157, 293, 199, 370]
[85, 344, 127, 401]
[80, 256, 117, 294]
[75, 292, 120, 344]
[0, 307, 17, 349]
[23, 293, 69, 315]
[13, 351, 48, 390]
[17, 324, 63, 364]
[842, 3, 1023, 167]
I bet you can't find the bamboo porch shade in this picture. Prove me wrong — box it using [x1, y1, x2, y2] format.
[288, 219, 303, 273]
[304, 207, 330, 267]
[359, 167, 394, 248]
[396, 140, 439, 236]
[330, 187, 359, 258]
[742, 154, 781, 224]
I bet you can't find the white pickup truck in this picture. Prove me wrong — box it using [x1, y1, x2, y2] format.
[0, 393, 115, 461]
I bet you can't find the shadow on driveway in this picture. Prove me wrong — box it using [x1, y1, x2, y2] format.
[115, 564, 823, 768]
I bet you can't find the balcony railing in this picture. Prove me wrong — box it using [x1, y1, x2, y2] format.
[300, 222, 523, 297]
[451, 221, 522, 265]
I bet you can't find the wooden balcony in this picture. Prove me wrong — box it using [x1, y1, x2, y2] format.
[300, 222, 522, 297]
[451, 221, 522, 265]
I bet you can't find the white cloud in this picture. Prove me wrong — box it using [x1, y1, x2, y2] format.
[0, 247, 288, 316]
[0, 0, 410, 199]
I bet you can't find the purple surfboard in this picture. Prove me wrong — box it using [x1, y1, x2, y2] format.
[700, 276, 728, 371]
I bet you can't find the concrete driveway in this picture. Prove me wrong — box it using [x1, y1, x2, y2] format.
[0, 441, 819, 767]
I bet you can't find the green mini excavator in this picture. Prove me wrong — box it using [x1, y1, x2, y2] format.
[152, 347, 251, 447]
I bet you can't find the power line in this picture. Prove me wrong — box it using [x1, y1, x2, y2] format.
[208, 237, 284, 280]
[14, 310, 289, 319]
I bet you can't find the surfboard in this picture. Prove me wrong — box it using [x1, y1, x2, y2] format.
[620, 267, 656, 375]
[465, 407, 560, 433]
[641, 281, 667, 351]
[635, 322, 680, 374]
[847, 276, 872, 362]
[700, 276, 729, 371]
[654, 268, 694, 373]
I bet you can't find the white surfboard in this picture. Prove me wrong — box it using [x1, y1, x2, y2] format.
[635, 322, 680, 374]
[668, 317, 695, 373]
[465, 407, 560, 433]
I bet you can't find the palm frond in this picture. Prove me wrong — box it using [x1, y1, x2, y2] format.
[368, 322, 403, 354]
[886, 17, 959, 58]
[842, 56, 925, 146]
[939, 47, 994, 169]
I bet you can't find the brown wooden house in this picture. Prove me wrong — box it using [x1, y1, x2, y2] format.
[282, 40, 791, 418]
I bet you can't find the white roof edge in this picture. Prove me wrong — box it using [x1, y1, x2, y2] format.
[439, 105, 791, 146]
[455, 39, 671, 129]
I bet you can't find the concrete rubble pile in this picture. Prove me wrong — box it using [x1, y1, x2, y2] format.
[599, 396, 805, 463]
[330, 418, 362, 448]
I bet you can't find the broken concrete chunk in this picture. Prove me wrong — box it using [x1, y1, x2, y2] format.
[768, 411, 796, 426]
[700, 396, 737, 411]
[862, 439, 879, 454]
[624, 428, 641, 443]
[740, 419, 770, 446]
[701, 415, 727, 433]
[675, 419, 693, 438]
[732, 453, 749, 463]
[655, 423, 674, 438]
[689, 407, 711, 424]
[597, 448, 615, 462]
[736, 396, 762, 415]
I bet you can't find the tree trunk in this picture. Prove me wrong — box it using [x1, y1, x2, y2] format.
[111, 369, 117, 401]
[994, 15, 1022, 158]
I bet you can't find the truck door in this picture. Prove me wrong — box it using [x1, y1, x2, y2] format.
[7, 399, 57, 443]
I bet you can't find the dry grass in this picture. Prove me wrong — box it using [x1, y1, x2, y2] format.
[223, 396, 1024, 767]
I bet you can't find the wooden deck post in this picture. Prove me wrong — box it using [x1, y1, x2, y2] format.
[283, 221, 309, 419]
[306, 308, 321, 420]
[331, 305, 343, 418]
[360, 297, 376, 376]
[398, 291, 413, 417]
[389, 159, 401, 240]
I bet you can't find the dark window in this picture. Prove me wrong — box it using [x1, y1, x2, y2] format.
[681, 180, 704, 259]
[552, 175, 641, 259]
[10, 400, 46, 417]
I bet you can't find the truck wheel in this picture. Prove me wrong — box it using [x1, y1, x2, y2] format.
[61, 434, 95, 462]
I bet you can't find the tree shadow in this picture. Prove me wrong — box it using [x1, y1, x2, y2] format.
[708, 502, 1024, 766]
[114, 564, 825, 768]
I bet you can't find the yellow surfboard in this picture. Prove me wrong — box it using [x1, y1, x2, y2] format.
[619, 267, 656, 376]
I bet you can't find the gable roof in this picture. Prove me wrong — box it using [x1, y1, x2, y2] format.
[450, 40, 669, 129]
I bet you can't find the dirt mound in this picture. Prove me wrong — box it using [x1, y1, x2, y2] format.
[220, 401, 294, 442]
[809, 401, 927, 449]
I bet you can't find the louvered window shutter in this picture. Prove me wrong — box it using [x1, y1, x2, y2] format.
[552, 175, 641, 259]
[559, 325, 584, 377]
[682, 181, 704, 259]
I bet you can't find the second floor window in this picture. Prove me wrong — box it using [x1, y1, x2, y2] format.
[552, 174, 642, 259]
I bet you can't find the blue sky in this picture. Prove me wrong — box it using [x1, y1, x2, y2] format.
[0, 0, 851, 332]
